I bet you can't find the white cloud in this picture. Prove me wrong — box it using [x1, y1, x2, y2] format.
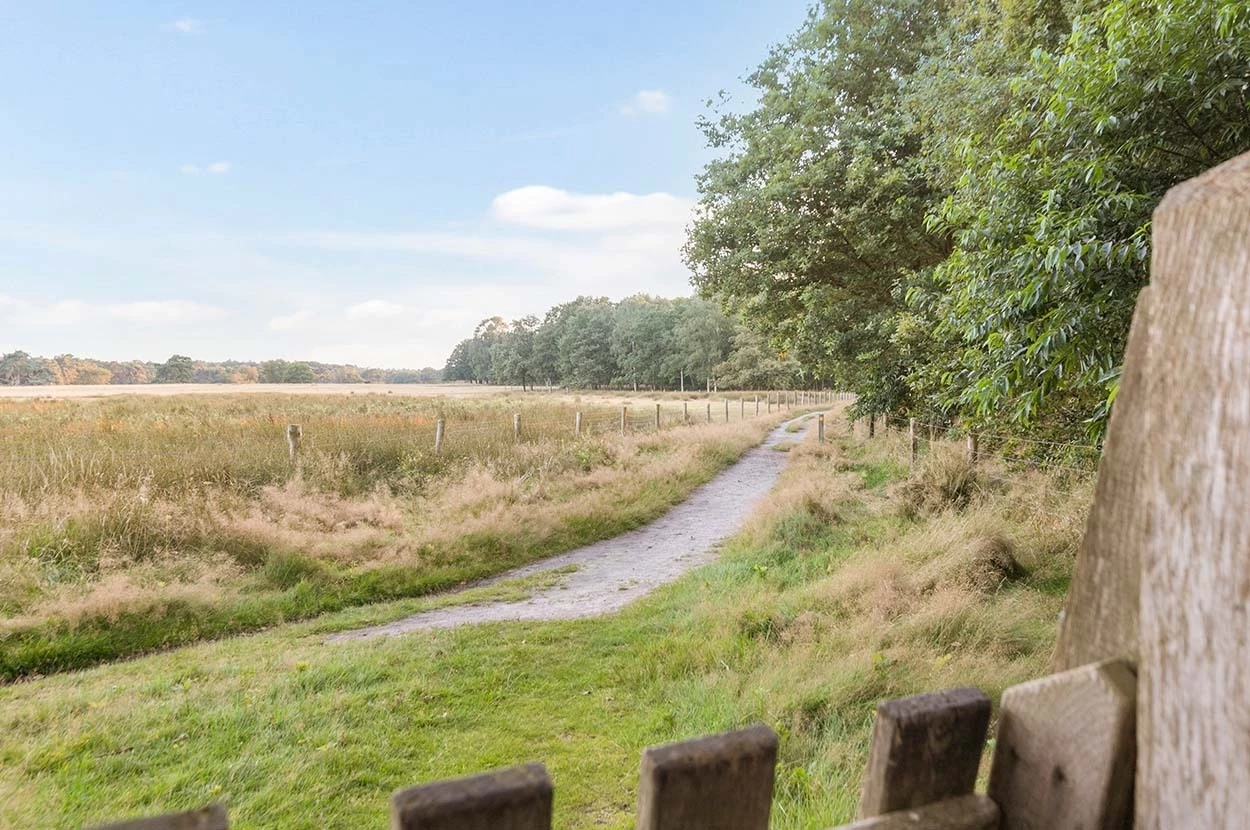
[180, 161, 230, 176]
[0, 296, 222, 326]
[345, 300, 406, 320]
[268, 310, 314, 331]
[490, 186, 692, 232]
[620, 89, 671, 117]
[169, 18, 205, 34]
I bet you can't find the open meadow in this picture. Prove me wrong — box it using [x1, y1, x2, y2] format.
[0, 387, 781, 680]
[0, 413, 1092, 828]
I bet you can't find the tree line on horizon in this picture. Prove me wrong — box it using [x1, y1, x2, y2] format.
[0, 350, 443, 386]
[686, 0, 1250, 439]
[442, 295, 802, 391]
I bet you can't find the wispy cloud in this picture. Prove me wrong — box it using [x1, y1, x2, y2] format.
[268, 310, 314, 332]
[169, 18, 205, 35]
[620, 89, 671, 117]
[180, 161, 231, 176]
[0, 295, 223, 326]
[346, 300, 406, 320]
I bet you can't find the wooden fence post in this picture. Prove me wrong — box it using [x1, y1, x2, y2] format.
[286, 424, 302, 467]
[575, 411, 582, 437]
[435, 419, 445, 455]
[868, 415, 875, 439]
[966, 433, 978, 464]
[705, 402, 711, 423]
[741, 398, 745, 419]
[987, 659, 1135, 830]
[724, 399, 729, 422]
[909, 418, 917, 465]
[1131, 151, 1250, 828]
[90, 805, 228, 830]
[655, 403, 661, 431]
[755, 395, 760, 415]
[637, 725, 777, 830]
[859, 687, 991, 818]
[683, 401, 688, 423]
[620, 406, 627, 435]
[513, 413, 521, 442]
[818, 414, 825, 444]
[391, 764, 553, 830]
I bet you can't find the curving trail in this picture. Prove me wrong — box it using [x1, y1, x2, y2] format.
[327, 414, 819, 642]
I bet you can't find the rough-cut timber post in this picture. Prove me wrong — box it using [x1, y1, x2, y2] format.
[965, 433, 978, 464]
[1133, 150, 1250, 828]
[818, 413, 825, 444]
[706, 402, 711, 423]
[724, 399, 729, 422]
[513, 413, 521, 442]
[684, 401, 689, 423]
[868, 415, 875, 438]
[909, 418, 918, 464]
[435, 419, 445, 455]
[835, 795, 999, 830]
[637, 724, 777, 830]
[391, 764, 553, 830]
[1054, 289, 1153, 671]
[655, 403, 662, 431]
[858, 687, 991, 818]
[987, 659, 1135, 830]
[90, 805, 228, 830]
[286, 423, 301, 466]
[741, 398, 745, 419]
[755, 395, 760, 415]
[621, 406, 627, 435]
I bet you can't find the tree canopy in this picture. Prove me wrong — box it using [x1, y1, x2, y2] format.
[686, 0, 1250, 438]
[442, 295, 802, 391]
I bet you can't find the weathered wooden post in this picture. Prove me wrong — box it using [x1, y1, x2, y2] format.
[755, 394, 760, 415]
[740, 398, 745, 419]
[683, 401, 688, 423]
[724, 399, 729, 422]
[858, 688, 991, 819]
[966, 433, 978, 464]
[575, 411, 582, 437]
[705, 402, 711, 423]
[637, 725, 777, 830]
[818, 413, 825, 444]
[513, 413, 521, 442]
[434, 418, 445, 455]
[909, 418, 917, 465]
[767, 394, 772, 414]
[655, 403, 661, 431]
[868, 415, 875, 439]
[286, 424, 301, 468]
[620, 406, 627, 435]
[391, 764, 553, 830]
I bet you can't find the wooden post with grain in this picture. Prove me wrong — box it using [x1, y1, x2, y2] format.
[434, 418, 445, 455]
[285, 424, 301, 468]
[390, 764, 553, 830]
[818, 413, 825, 444]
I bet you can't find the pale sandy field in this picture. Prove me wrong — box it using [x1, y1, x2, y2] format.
[0, 383, 517, 400]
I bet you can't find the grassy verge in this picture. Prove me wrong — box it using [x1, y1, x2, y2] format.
[0, 419, 1091, 828]
[1, 394, 776, 680]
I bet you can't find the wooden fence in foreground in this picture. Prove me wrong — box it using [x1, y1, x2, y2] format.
[90, 153, 1250, 828]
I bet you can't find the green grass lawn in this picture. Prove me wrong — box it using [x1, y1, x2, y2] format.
[0, 427, 1089, 829]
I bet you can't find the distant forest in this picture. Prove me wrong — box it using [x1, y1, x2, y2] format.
[0, 351, 443, 386]
[442, 295, 802, 391]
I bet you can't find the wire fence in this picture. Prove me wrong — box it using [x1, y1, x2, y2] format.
[864, 413, 1103, 481]
[0, 392, 847, 499]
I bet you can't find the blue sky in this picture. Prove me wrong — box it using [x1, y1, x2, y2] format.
[0, 1, 811, 369]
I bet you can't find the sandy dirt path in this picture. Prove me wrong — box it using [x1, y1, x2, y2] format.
[328, 413, 817, 641]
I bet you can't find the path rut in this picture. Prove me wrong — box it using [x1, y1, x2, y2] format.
[328, 413, 819, 641]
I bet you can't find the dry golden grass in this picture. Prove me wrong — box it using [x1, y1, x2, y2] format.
[0, 391, 776, 672]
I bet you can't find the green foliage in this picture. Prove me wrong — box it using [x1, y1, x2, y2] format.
[442, 295, 799, 390]
[690, 0, 1250, 439]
